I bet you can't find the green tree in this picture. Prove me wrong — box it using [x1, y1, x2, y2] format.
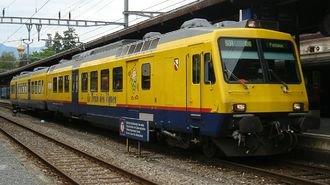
[62, 27, 78, 51]
[0, 52, 17, 71]
[0, 52, 16, 62]
[24, 28, 79, 63]
[30, 48, 56, 63]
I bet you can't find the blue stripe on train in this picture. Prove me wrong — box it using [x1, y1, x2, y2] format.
[48, 101, 226, 137]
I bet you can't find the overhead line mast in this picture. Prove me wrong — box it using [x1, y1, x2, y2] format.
[1, 0, 165, 44]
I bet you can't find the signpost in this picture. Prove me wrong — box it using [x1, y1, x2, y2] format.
[119, 117, 149, 156]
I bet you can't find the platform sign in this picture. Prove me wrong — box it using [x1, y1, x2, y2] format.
[119, 118, 149, 142]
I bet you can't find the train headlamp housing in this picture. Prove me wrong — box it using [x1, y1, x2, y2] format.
[247, 20, 257, 28]
[233, 103, 246, 112]
[293, 102, 304, 112]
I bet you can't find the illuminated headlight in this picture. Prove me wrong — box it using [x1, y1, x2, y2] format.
[247, 20, 257, 28]
[233, 103, 246, 112]
[293, 103, 304, 111]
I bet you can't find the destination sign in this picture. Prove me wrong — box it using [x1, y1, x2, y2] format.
[119, 118, 149, 142]
[265, 41, 288, 49]
[224, 39, 253, 48]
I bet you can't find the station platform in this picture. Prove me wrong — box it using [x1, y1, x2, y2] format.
[297, 118, 330, 157]
[0, 142, 41, 185]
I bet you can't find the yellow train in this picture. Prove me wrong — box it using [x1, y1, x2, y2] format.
[10, 19, 320, 157]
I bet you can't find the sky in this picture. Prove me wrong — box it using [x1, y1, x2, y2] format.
[0, 0, 197, 48]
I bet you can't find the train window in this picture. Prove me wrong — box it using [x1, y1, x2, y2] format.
[134, 42, 143, 53]
[192, 54, 201, 84]
[204, 53, 216, 84]
[101, 69, 109, 92]
[53, 77, 57, 92]
[141, 63, 151, 90]
[64, 75, 69, 92]
[38, 80, 42, 94]
[35, 81, 38, 94]
[31, 82, 34, 94]
[90, 71, 98, 92]
[113, 67, 123, 92]
[58, 76, 63, 93]
[128, 44, 136, 54]
[149, 38, 160, 50]
[81, 73, 88, 92]
[141, 40, 151, 51]
[41, 80, 44, 93]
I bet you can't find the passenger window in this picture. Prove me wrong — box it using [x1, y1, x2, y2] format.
[141, 63, 151, 90]
[192, 54, 201, 84]
[38, 80, 42, 93]
[204, 53, 216, 84]
[81, 73, 88, 92]
[113, 67, 123, 92]
[35, 81, 38, 94]
[53, 77, 57, 92]
[58, 76, 63, 93]
[101, 69, 109, 92]
[41, 80, 44, 93]
[31, 82, 34, 94]
[90, 71, 98, 92]
[64, 75, 69, 92]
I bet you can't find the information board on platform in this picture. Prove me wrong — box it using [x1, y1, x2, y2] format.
[119, 118, 149, 142]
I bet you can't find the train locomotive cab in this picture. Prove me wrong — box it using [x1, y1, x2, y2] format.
[206, 20, 320, 156]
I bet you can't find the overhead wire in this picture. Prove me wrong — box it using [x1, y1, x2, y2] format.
[3, 0, 17, 9]
[0, 0, 52, 49]
[82, 0, 195, 42]
[79, 0, 174, 39]
[34, 0, 113, 42]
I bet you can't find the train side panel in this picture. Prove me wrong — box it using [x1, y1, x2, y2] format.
[46, 66, 72, 114]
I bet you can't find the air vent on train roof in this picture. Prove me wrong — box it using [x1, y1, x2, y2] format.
[180, 18, 213, 29]
[20, 71, 31, 75]
[33, 67, 47, 71]
[143, 32, 161, 40]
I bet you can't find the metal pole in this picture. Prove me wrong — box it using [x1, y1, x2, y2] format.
[26, 24, 32, 41]
[126, 138, 130, 152]
[124, 0, 129, 28]
[138, 141, 141, 156]
[36, 24, 42, 41]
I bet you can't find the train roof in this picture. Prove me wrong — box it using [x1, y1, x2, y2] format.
[13, 19, 282, 79]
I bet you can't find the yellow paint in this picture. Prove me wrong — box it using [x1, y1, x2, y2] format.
[10, 27, 308, 114]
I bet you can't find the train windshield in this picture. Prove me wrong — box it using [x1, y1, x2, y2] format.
[219, 38, 301, 84]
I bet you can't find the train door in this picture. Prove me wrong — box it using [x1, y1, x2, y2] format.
[126, 60, 140, 106]
[187, 46, 202, 115]
[28, 80, 31, 100]
[72, 70, 79, 115]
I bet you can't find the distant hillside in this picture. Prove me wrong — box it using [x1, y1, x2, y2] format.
[0, 44, 44, 58]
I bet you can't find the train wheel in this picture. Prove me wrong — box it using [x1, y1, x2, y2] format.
[202, 139, 217, 158]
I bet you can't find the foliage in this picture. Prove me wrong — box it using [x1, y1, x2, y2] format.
[0, 52, 16, 62]
[51, 32, 63, 53]
[29, 28, 79, 63]
[0, 52, 18, 72]
[29, 48, 56, 63]
[62, 28, 78, 50]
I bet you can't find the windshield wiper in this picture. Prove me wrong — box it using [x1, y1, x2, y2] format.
[268, 69, 289, 93]
[224, 68, 248, 90]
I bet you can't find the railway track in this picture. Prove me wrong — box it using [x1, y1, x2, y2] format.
[216, 159, 330, 185]
[1, 102, 329, 185]
[0, 115, 156, 185]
